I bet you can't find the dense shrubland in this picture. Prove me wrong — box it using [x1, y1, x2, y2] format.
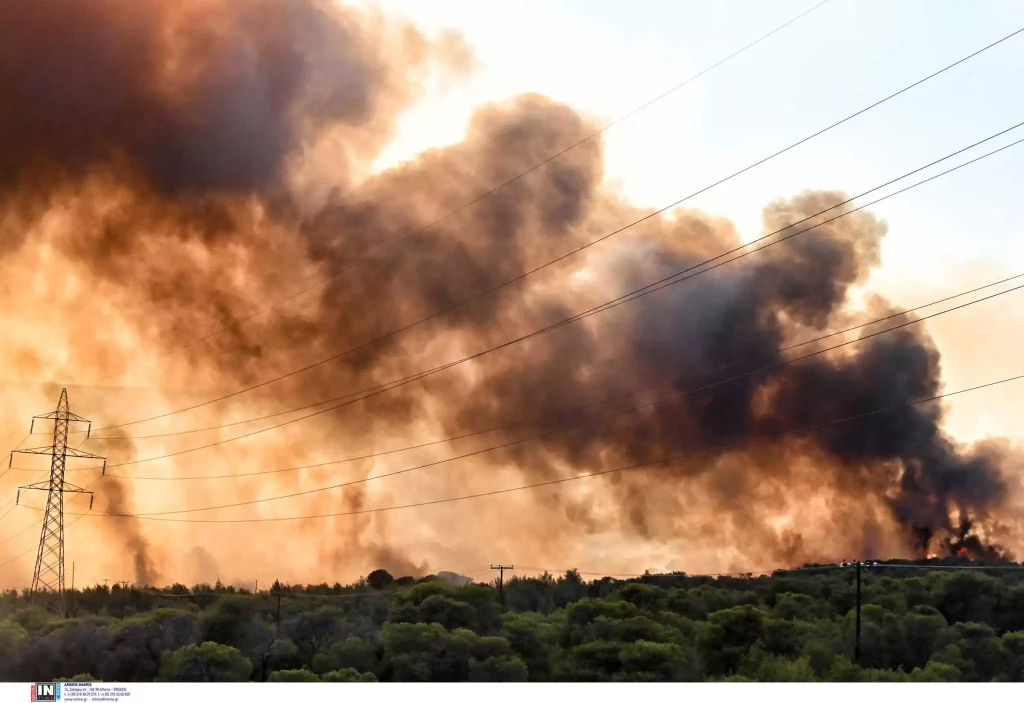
[2, 560, 1023, 682]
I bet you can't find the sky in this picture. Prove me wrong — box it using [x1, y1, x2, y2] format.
[357, 0, 1024, 442]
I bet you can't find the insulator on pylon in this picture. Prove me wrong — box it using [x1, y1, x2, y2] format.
[16, 489, 20, 505]
[29, 419, 35, 434]
[86, 424, 91, 440]
[102, 460, 107, 476]
[89, 495, 94, 510]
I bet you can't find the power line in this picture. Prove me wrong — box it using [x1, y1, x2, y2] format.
[0, 434, 31, 482]
[0, 512, 43, 548]
[0, 440, 98, 560]
[78, 268, 1024, 446]
[52, 269, 1020, 493]
[56, 371, 1024, 523]
[512, 563, 850, 579]
[91, 26, 1024, 433]
[0, 471, 102, 571]
[70, 280, 1023, 514]
[872, 563, 1024, 571]
[80, 125, 1024, 474]
[44, 278, 1021, 523]
[84, 1, 834, 388]
[0, 436, 35, 530]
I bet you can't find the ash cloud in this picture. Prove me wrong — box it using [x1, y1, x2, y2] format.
[0, 0, 1019, 584]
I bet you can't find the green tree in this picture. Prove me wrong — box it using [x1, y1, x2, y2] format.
[617, 639, 700, 681]
[501, 611, 558, 681]
[311, 635, 377, 675]
[908, 660, 961, 682]
[281, 609, 341, 666]
[57, 673, 99, 682]
[321, 668, 378, 682]
[934, 573, 999, 625]
[0, 620, 29, 679]
[366, 570, 394, 591]
[698, 605, 766, 676]
[617, 584, 667, 613]
[12, 606, 52, 635]
[555, 639, 624, 681]
[268, 668, 319, 682]
[949, 622, 1006, 681]
[380, 622, 526, 682]
[99, 612, 199, 682]
[999, 631, 1024, 681]
[158, 642, 253, 682]
[901, 607, 949, 669]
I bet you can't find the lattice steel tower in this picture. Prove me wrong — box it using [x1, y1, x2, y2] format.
[11, 388, 106, 616]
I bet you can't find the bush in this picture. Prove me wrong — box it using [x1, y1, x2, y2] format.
[268, 668, 320, 682]
[158, 642, 252, 682]
[321, 668, 378, 682]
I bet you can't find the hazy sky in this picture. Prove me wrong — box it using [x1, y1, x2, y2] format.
[358, 0, 1024, 442]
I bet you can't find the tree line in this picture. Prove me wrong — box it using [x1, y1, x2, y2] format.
[1, 558, 1023, 681]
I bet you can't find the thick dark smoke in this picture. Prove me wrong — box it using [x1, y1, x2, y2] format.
[99, 480, 161, 587]
[0, 0, 1019, 585]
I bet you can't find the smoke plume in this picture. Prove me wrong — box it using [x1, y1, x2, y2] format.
[0, 0, 1019, 587]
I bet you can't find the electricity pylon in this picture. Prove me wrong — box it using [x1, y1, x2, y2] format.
[11, 388, 106, 616]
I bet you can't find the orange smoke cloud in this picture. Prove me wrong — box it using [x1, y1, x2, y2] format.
[0, 0, 1019, 590]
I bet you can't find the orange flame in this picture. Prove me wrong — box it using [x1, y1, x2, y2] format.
[956, 546, 975, 560]
[925, 551, 938, 560]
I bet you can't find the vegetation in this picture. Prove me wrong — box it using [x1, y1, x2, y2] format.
[3, 559, 1024, 682]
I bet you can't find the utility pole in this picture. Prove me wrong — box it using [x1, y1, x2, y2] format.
[11, 389, 106, 618]
[855, 560, 861, 667]
[841, 558, 876, 669]
[68, 561, 75, 618]
[490, 565, 513, 610]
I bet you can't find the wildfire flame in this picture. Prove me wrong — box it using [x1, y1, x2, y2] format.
[956, 546, 975, 560]
[925, 551, 938, 560]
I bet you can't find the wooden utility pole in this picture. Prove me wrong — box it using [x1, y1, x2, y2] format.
[854, 560, 861, 667]
[68, 562, 75, 619]
[490, 565, 513, 610]
[842, 559, 876, 668]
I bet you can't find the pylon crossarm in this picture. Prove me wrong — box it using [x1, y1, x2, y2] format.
[63, 447, 106, 460]
[60, 481, 93, 495]
[32, 410, 91, 423]
[17, 481, 52, 493]
[12, 447, 60, 456]
[17, 481, 94, 504]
